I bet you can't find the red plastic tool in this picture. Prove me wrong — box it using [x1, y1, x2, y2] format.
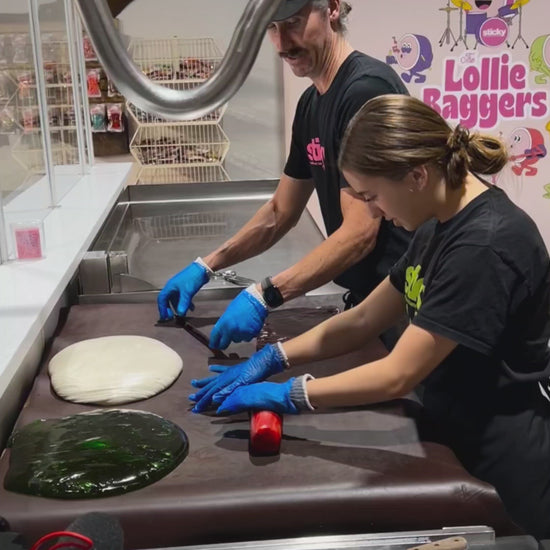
[249, 410, 283, 456]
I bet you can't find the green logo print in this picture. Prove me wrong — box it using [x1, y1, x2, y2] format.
[543, 184, 550, 199]
[405, 265, 425, 312]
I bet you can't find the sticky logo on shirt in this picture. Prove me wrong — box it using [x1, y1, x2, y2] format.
[405, 264, 425, 315]
[307, 137, 325, 170]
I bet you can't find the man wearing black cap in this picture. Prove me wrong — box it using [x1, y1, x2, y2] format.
[273, 0, 311, 21]
[159, 0, 410, 365]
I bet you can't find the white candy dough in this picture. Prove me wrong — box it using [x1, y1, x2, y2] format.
[48, 335, 183, 405]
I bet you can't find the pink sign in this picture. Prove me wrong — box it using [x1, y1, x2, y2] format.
[14, 226, 43, 260]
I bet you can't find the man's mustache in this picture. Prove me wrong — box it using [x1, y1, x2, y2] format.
[280, 49, 304, 59]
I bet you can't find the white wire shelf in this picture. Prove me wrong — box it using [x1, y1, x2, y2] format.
[136, 164, 230, 185]
[126, 80, 227, 125]
[127, 103, 227, 126]
[130, 124, 229, 166]
[127, 37, 231, 182]
[129, 37, 223, 81]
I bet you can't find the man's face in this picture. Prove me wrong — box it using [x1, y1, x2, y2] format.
[267, 3, 333, 79]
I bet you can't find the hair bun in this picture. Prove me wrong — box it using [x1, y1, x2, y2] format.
[341, 2, 352, 16]
[448, 124, 470, 153]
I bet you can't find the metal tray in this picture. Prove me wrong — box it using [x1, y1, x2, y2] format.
[78, 180, 341, 303]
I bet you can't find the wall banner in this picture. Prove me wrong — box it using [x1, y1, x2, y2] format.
[368, 0, 550, 248]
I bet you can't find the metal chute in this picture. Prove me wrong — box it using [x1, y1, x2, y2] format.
[75, 0, 283, 121]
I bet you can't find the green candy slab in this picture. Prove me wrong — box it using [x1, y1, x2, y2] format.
[4, 409, 188, 499]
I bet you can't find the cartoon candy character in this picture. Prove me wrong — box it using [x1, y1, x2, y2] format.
[508, 127, 547, 177]
[386, 34, 433, 84]
[529, 34, 550, 85]
[475, 1, 493, 9]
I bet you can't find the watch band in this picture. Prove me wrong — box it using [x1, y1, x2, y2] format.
[261, 276, 284, 308]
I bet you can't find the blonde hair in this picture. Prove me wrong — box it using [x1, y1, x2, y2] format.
[339, 95, 508, 189]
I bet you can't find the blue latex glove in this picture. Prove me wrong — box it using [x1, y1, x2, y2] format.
[157, 261, 209, 320]
[209, 287, 268, 350]
[216, 379, 299, 415]
[189, 344, 285, 413]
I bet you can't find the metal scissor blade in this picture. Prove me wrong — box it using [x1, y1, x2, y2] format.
[214, 270, 256, 287]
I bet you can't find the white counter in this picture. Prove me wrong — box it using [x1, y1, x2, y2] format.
[0, 162, 134, 410]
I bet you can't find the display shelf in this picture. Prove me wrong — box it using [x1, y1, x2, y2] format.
[28, 83, 73, 88]
[0, 30, 130, 159]
[130, 124, 229, 166]
[0, 30, 82, 172]
[0, 71, 19, 134]
[22, 126, 78, 132]
[126, 81, 227, 126]
[15, 104, 76, 108]
[129, 37, 222, 81]
[82, 35, 129, 156]
[127, 37, 230, 184]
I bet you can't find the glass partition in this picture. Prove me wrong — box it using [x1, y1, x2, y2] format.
[0, 0, 91, 263]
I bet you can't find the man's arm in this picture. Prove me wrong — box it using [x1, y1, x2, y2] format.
[157, 174, 312, 321]
[268, 188, 380, 302]
[207, 185, 383, 350]
[203, 174, 314, 272]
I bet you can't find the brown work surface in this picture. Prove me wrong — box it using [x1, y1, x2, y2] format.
[0, 303, 520, 549]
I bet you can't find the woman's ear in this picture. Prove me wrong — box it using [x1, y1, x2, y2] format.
[409, 165, 429, 191]
[328, 0, 340, 23]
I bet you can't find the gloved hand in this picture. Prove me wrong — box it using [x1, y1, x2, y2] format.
[209, 286, 268, 350]
[189, 344, 285, 413]
[157, 261, 210, 320]
[216, 379, 299, 415]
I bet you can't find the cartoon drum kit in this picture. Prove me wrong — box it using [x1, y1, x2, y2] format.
[439, 0, 531, 51]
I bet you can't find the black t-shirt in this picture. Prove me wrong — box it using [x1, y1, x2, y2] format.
[284, 51, 411, 296]
[390, 185, 550, 537]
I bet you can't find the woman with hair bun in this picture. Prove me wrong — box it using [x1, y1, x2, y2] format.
[212, 95, 550, 538]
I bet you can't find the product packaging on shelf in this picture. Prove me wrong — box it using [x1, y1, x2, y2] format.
[107, 103, 124, 132]
[90, 103, 106, 132]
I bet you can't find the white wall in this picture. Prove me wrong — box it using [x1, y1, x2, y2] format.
[118, 0, 285, 181]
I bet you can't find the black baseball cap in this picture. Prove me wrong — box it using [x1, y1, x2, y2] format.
[272, 0, 311, 21]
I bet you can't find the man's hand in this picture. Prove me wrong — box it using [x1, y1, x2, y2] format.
[209, 287, 268, 349]
[157, 261, 209, 320]
[216, 379, 298, 415]
[189, 345, 286, 412]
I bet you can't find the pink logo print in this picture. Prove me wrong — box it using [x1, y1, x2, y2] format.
[307, 137, 325, 170]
